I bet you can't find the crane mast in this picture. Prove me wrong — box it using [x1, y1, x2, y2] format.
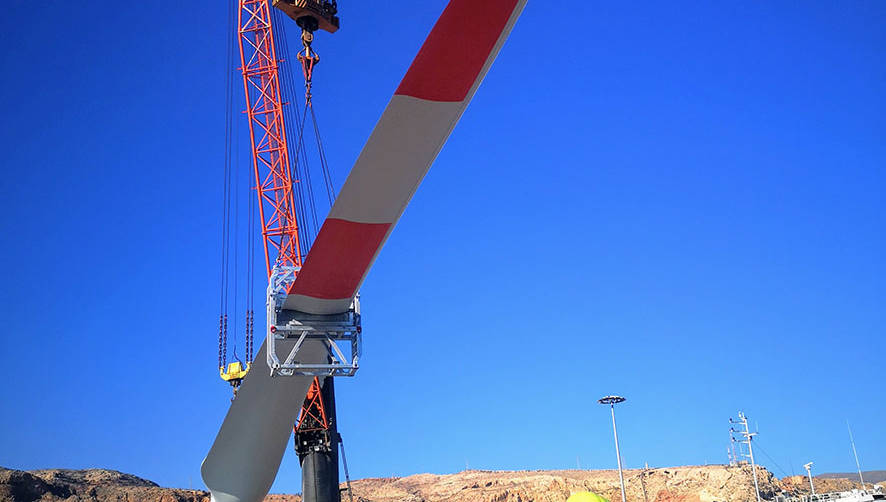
[237, 0, 303, 277]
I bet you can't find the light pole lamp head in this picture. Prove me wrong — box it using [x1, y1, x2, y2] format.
[598, 395, 626, 405]
[804, 462, 814, 471]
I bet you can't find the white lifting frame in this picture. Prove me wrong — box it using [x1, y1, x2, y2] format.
[265, 266, 362, 377]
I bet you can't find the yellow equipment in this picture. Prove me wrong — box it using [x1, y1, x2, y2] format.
[567, 492, 610, 502]
[220, 361, 250, 384]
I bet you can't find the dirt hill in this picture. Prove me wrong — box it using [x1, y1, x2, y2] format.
[2, 465, 882, 502]
[0, 468, 207, 502]
[338, 465, 779, 502]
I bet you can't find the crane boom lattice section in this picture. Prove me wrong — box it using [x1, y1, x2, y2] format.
[238, 0, 302, 277]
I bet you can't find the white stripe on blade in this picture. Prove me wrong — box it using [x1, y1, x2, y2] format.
[327, 96, 462, 224]
[282, 293, 353, 315]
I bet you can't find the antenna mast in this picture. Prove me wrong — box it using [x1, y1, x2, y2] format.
[847, 421, 866, 490]
[730, 411, 762, 502]
[728, 430, 739, 466]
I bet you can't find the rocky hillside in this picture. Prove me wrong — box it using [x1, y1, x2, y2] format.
[0, 468, 207, 502]
[339, 465, 778, 502]
[2, 465, 882, 502]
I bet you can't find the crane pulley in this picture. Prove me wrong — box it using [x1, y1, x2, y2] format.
[275, 0, 338, 103]
[297, 36, 320, 103]
[273, 0, 339, 33]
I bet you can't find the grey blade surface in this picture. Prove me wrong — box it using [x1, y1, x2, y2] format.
[201, 339, 328, 502]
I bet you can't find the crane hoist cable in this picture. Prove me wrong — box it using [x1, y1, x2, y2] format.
[294, 16, 336, 207]
[219, 7, 337, 389]
[309, 104, 335, 206]
[218, 109, 255, 388]
[273, 7, 321, 254]
[245, 145, 256, 364]
[218, 0, 236, 379]
[273, 8, 336, 252]
[218, 0, 255, 389]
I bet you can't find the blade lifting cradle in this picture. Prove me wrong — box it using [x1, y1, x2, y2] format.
[266, 265, 361, 378]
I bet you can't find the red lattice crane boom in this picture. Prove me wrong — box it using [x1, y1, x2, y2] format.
[238, 0, 303, 277]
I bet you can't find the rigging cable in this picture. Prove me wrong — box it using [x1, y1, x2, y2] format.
[229, 0, 250, 369]
[272, 10, 318, 253]
[293, 23, 328, 225]
[295, 102, 322, 235]
[308, 103, 335, 206]
[230, 11, 248, 368]
[752, 440, 791, 479]
[295, 21, 336, 214]
[245, 136, 256, 364]
[218, 0, 237, 372]
[272, 10, 323, 253]
[219, 4, 339, 381]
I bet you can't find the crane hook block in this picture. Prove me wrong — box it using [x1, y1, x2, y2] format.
[273, 0, 340, 33]
[220, 361, 251, 385]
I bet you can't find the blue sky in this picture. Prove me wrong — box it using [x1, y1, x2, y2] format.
[0, 0, 883, 495]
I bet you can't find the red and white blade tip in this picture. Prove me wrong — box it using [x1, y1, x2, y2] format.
[285, 0, 526, 314]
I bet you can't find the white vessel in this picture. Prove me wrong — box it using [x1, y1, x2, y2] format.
[775, 486, 884, 502]
[773, 421, 884, 502]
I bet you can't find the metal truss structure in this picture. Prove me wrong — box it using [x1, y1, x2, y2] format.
[238, 0, 303, 276]
[266, 266, 361, 377]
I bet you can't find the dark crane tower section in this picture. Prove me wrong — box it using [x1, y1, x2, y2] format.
[295, 377, 340, 502]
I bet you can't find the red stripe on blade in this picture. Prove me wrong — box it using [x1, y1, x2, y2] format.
[289, 218, 392, 300]
[395, 0, 520, 102]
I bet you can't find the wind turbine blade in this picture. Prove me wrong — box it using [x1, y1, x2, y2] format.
[203, 2, 526, 500]
[201, 340, 328, 502]
[284, 0, 527, 314]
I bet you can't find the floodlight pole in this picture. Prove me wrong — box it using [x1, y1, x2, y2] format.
[599, 395, 627, 502]
[804, 462, 815, 496]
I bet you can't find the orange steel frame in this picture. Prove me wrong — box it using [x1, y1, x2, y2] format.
[238, 0, 303, 277]
[295, 377, 329, 433]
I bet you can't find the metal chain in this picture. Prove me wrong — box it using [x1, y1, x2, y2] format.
[222, 314, 228, 369]
[245, 309, 254, 363]
[218, 314, 225, 369]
